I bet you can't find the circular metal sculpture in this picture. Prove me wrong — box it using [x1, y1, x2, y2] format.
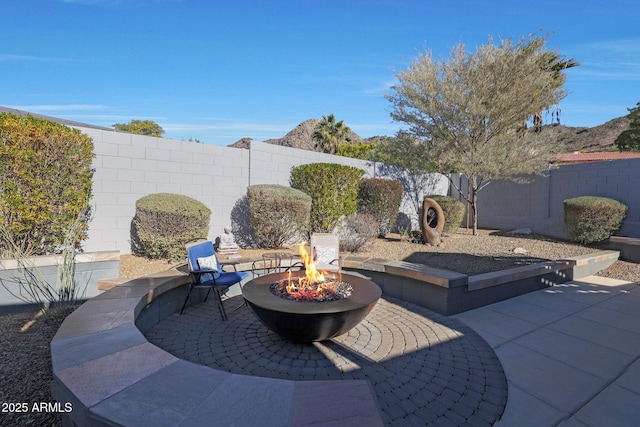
[242, 271, 382, 342]
[421, 198, 445, 246]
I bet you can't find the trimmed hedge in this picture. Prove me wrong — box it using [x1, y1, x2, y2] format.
[133, 193, 211, 260]
[358, 178, 403, 237]
[0, 113, 94, 255]
[563, 196, 627, 244]
[290, 163, 364, 233]
[425, 195, 465, 234]
[247, 184, 312, 248]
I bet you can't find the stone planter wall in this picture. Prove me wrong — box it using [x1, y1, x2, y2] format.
[0, 251, 119, 314]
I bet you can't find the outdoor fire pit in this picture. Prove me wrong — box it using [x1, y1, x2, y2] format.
[242, 270, 381, 342]
[243, 245, 381, 342]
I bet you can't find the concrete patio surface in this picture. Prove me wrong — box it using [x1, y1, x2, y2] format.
[452, 275, 640, 427]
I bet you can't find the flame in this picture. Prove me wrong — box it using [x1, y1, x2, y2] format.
[282, 244, 338, 300]
[300, 243, 325, 283]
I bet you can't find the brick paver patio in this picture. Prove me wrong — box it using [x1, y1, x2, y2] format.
[146, 295, 507, 426]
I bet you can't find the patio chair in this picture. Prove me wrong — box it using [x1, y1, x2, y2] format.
[310, 233, 341, 272]
[180, 240, 248, 320]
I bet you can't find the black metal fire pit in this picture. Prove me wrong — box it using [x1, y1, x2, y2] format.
[242, 271, 382, 342]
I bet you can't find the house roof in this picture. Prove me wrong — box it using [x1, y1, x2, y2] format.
[553, 152, 640, 164]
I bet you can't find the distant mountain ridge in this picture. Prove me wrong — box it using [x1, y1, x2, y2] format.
[555, 116, 630, 153]
[229, 118, 364, 150]
[229, 116, 631, 154]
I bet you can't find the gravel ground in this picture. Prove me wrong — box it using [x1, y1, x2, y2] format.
[0, 306, 76, 427]
[2, 230, 639, 426]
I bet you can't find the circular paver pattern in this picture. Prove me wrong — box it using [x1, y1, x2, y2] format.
[146, 296, 507, 426]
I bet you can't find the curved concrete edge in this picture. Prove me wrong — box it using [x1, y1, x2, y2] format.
[50, 268, 384, 427]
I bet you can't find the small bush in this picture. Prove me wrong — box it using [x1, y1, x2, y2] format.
[338, 213, 378, 252]
[398, 226, 424, 244]
[358, 178, 403, 237]
[0, 113, 94, 255]
[563, 196, 627, 244]
[290, 163, 364, 233]
[425, 195, 465, 234]
[133, 193, 211, 260]
[247, 184, 312, 248]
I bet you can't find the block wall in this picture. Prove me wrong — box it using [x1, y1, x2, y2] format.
[79, 128, 448, 254]
[450, 158, 640, 239]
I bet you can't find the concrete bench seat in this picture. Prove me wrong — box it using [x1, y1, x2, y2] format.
[51, 269, 383, 427]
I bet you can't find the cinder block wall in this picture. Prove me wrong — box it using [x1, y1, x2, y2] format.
[450, 158, 640, 239]
[81, 128, 250, 253]
[79, 127, 448, 254]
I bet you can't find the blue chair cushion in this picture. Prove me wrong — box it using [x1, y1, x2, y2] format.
[200, 271, 248, 287]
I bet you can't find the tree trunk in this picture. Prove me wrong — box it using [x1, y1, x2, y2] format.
[469, 176, 479, 236]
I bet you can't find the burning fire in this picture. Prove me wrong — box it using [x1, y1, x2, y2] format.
[271, 244, 350, 302]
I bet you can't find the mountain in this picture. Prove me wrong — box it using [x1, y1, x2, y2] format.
[229, 116, 631, 153]
[555, 116, 630, 153]
[228, 118, 363, 151]
[264, 119, 321, 151]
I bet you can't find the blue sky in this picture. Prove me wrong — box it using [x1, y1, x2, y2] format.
[2, 0, 639, 146]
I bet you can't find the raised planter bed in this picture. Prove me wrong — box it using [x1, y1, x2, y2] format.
[0, 251, 119, 314]
[610, 236, 640, 263]
[341, 250, 620, 315]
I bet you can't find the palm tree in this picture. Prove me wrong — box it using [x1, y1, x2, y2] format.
[532, 54, 580, 131]
[312, 114, 352, 154]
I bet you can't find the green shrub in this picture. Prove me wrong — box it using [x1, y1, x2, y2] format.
[0, 113, 94, 256]
[425, 195, 465, 234]
[133, 193, 211, 260]
[338, 213, 378, 252]
[290, 163, 364, 233]
[247, 184, 312, 248]
[563, 196, 627, 244]
[358, 178, 403, 237]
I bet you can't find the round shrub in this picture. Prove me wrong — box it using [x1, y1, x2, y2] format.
[358, 178, 403, 237]
[563, 196, 627, 244]
[425, 195, 465, 234]
[133, 193, 211, 260]
[0, 113, 94, 255]
[338, 213, 378, 252]
[290, 163, 364, 233]
[247, 184, 312, 248]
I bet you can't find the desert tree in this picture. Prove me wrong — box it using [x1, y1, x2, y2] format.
[615, 102, 640, 151]
[386, 34, 570, 235]
[373, 131, 439, 172]
[373, 132, 442, 223]
[113, 119, 164, 137]
[312, 114, 352, 154]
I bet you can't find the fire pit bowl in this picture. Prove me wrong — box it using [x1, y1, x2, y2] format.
[242, 271, 382, 342]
